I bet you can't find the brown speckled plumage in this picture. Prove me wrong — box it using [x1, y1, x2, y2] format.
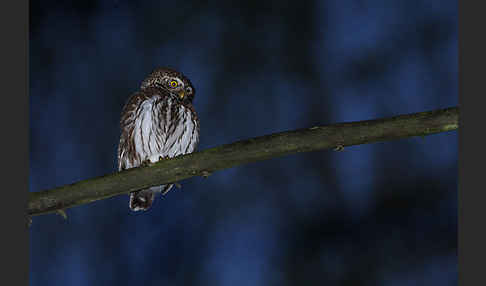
[118, 67, 200, 211]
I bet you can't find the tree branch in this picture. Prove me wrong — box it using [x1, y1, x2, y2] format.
[28, 107, 459, 217]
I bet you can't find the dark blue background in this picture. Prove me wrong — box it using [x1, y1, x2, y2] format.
[30, 1, 457, 285]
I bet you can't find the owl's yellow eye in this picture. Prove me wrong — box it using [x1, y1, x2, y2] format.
[170, 80, 178, 88]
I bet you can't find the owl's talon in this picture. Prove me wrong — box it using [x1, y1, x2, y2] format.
[201, 170, 212, 178]
[174, 182, 182, 189]
[158, 155, 170, 161]
[27, 217, 32, 228]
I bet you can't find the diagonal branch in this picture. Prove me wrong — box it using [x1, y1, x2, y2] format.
[28, 107, 459, 217]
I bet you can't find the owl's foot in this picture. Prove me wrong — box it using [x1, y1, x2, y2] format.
[158, 155, 170, 161]
[174, 182, 182, 189]
[141, 159, 153, 167]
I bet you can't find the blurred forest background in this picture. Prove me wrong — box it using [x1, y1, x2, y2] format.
[29, 1, 457, 285]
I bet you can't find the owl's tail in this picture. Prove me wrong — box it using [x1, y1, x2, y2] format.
[129, 184, 175, 211]
[129, 189, 156, 211]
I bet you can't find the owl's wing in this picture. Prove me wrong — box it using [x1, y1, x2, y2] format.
[117, 91, 151, 171]
[117, 135, 131, 171]
[185, 104, 200, 154]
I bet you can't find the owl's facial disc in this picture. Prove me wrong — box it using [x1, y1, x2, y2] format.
[141, 68, 194, 102]
[163, 76, 188, 100]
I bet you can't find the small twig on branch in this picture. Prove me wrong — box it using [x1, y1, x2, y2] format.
[28, 107, 459, 217]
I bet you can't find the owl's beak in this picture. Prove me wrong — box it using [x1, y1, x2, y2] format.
[178, 91, 185, 99]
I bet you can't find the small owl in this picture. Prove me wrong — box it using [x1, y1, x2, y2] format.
[117, 67, 200, 211]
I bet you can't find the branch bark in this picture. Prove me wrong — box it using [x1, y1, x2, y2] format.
[28, 107, 459, 217]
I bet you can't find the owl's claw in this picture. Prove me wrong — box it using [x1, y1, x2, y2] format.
[27, 217, 32, 228]
[174, 182, 182, 189]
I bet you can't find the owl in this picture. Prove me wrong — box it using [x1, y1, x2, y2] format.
[117, 67, 200, 211]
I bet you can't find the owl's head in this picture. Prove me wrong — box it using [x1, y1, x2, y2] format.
[141, 67, 195, 103]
